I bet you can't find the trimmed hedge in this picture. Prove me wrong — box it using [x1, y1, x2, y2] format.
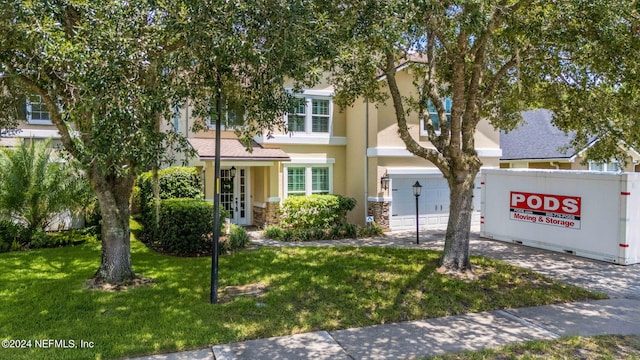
[148, 198, 245, 256]
[280, 194, 356, 229]
[155, 199, 214, 256]
[135, 166, 203, 217]
[264, 222, 383, 242]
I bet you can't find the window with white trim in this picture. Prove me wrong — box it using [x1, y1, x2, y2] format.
[223, 104, 246, 129]
[287, 167, 306, 196]
[311, 167, 329, 194]
[207, 101, 246, 130]
[588, 160, 621, 172]
[26, 95, 51, 125]
[286, 96, 333, 135]
[285, 165, 332, 197]
[421, 97, 451, 134]
[287, 99, 306, 132]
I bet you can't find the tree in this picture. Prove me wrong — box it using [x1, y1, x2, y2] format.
[0, 139, 89, 233]
[330, 1, 625, 273]
[532, 2, 640, 165]
[0, 1, 334, 284]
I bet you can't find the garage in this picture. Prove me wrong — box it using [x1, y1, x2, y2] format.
[389, 173, 482, 230]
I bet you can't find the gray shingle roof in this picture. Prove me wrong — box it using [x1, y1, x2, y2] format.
[500, 109, 579, 161]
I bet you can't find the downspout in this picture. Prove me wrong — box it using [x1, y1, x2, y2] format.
[364, 100, 369, 223]
[550, 161, 560, 170]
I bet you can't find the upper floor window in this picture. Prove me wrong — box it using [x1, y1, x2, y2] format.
[421, 97, 451, 134]
[26, 95, 51, 125]
[207, 103, 246, 130]
[172, 105, 181, 132]
[286, 96, 333, 135]
[588, 160, 621, 172]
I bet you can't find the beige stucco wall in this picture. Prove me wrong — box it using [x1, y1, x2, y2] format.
[275, 144, 347, 199]
[284, 73, 335, 91]
[372, 69, 501, 152]
[344, 101, 368, 224]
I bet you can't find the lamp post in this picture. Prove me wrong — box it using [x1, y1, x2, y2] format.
[210, 75, 223, 304]
[413, 181, 422, 245]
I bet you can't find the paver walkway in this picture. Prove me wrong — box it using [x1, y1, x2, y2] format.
[128, 227, 640, 360]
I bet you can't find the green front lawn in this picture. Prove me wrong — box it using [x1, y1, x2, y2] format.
[426, 335, 640, 359]
[0, 224, 606, 360]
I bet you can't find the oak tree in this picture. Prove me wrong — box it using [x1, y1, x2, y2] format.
[0, 0, 333, 284]
[330, 0, 625, 273]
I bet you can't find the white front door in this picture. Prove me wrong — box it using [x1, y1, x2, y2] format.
[220, 167, 249, 225]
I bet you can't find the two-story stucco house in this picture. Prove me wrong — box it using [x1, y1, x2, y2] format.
[4, 62, 502, 230]
[185, 60, 502, 230]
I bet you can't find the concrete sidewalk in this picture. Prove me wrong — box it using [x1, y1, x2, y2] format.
[212, 298, 640, 360]
[128, 229, 640, 360]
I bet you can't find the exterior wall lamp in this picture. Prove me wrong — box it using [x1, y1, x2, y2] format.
[229, 166, 237, 180]
[380, 171, 390, 191]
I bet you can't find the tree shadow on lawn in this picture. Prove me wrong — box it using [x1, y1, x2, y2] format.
[0, 240, 602, 360]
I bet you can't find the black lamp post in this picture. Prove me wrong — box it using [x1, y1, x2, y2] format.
[211, 76, 223, 304]
[413, 181, 422, 244]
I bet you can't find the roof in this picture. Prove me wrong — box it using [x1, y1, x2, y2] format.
[376, 53, 429, 80]
[500, 109, 581, 161]
[188, 138, 290, 161]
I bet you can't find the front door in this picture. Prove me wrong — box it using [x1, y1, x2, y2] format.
[220, 167, 249, 225]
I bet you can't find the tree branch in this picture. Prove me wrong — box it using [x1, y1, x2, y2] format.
[384, 50, 450, 177]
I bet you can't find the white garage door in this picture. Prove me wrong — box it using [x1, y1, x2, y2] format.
[390, 174, 482, 230]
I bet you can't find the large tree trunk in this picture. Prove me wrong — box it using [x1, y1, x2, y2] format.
[90, 171, 136, 284]
[439, 166, 479, 273]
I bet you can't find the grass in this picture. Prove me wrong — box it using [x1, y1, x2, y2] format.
[426, 334, 640, 359]
[0, 221, 606, 360]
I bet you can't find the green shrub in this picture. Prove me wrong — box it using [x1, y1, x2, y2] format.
[28, 229, 94, 249]
[136, 166, 203, 221]
[219, 224, 250, 253]
[0, 220, 29, 252]
[280, 194, 356, 229]
[357, 221, 384, 238]
[151, 198, 230, 256]
[264, 225, 284, 239]
[263, 223, 375, 242]
[137, 167, 203, 202]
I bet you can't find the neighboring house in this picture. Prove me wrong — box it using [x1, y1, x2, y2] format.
[500, 109, 640, 172]
[186, 61, 502, 230]
[0, 94, 64, 148]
